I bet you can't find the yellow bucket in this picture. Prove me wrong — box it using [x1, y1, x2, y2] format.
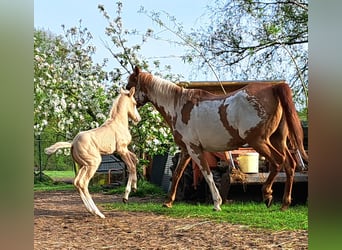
[237, 152, 259, 173]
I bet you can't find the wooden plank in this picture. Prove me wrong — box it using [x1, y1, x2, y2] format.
[230, 172, 308, 184]
[177, 80, 285, 95]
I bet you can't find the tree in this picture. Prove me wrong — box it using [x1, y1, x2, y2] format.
[141, 0, 308, 116]
[34, 24, 117, 170]
[34, 23, 115, 140]
[98, 2, 177, 158]
[34, 8, 178, 170]
[196, 0, 308, 111]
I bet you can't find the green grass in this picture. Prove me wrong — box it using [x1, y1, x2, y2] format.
[104, 179, 166, 197]
[104, 201, 307, 231]
[103, 181, 307, 231]
[34, 176, 307, 231]
[34, 182, 75, 191]
[43, 170, 75, 179]
[34, 170, 75, 191]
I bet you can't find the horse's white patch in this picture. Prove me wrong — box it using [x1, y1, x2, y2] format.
[224, 91, 264, 138]
[177, 99, 235, 151]
[175, 91, 264, 149]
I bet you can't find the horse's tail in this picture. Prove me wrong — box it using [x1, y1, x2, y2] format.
[44, 141, 72, 155]
[274, 83, 308, 162]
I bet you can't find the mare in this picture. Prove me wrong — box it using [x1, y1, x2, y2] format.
[126, 66, 308, 211]
[45, 88, 141, 218]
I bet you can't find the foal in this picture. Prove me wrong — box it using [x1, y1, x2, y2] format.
[45, 88, 141, 218]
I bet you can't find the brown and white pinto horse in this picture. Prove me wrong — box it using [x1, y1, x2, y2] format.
[127, 66, 308, 211]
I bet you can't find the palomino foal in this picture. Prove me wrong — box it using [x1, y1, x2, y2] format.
[126, 66, 308, 211]
[45, 88, 141, 218]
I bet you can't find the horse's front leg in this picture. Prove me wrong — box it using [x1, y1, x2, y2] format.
[118, 148, 137, 203]
[188, 149, 222, 211]
[163, 149, 191, 208]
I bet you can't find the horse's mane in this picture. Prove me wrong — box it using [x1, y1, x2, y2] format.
[151, 76, 179, 95]
[139, 73, 194, 106]
[144, 73, 219, 104]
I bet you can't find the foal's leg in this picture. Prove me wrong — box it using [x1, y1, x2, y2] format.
[118, 148, 137, 202]
[73, 165, 94, 213]
[163, 149, 191, 208]
[128, 151, 139, 191]
[74, 157, 105, 218]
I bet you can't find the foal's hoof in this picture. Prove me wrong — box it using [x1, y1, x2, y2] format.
[97, 213, 106, 219]
[264, 197, 273, 208]
[132, 188, 137, 193]
[122, 198, 128, 204]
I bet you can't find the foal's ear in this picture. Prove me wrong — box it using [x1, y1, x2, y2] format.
[129, 87, 136, 97]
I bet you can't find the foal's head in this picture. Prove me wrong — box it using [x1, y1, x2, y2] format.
[118, 87, 141, 124]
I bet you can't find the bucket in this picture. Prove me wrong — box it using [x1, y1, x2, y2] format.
[237, 152, 259, 173]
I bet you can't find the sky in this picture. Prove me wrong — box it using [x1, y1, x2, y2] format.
[34, 0, 212, 81]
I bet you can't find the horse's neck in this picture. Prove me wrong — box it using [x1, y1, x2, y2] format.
[147, 76, 182, 107]
[145, 76, 183, 128]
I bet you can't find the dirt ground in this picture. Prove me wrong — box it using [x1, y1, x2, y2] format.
[34, 189, 308, 249]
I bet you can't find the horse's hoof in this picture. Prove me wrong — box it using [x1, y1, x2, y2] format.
[212, 207, 221, 212]
[281, 205, 289, 211]
[132, 188, 137, 193]
[122, 198, 128, 203]
[264, 197, 273, 208]
[162, 202, 172, 208]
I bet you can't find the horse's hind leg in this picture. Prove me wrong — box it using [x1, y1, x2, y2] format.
[266, 120, 296, 210]
[163, 149, 191, 208]
[281, 148, 296, 210]
[250, 138, 285, 208]
[74, 160, 105, 218]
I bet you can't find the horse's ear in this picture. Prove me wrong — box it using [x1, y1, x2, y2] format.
[134, 66, 140, 75]
[129, 87, 136, 97]
[120, 87, 125, 94]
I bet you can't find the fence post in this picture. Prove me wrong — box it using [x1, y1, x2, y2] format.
[37, 134, 43, 181]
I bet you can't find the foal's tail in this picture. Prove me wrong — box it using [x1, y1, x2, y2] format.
[274, 83, 308, 162]
[44, 141, 72, 155]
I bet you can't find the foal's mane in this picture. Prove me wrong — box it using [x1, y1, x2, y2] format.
[108, 93, 122, 119]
